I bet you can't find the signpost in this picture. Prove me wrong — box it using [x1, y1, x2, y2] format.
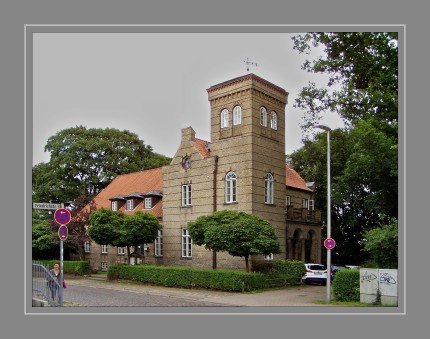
[54, 208, 71, 306]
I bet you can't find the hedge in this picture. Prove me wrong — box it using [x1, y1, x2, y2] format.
[107, 264, 267, 292]
[34, 260, 91, 276]
[332, 268, 360, 302]
[252, 259, 306, 287]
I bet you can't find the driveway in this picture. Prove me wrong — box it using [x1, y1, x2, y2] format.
[63, 276, 331, 308]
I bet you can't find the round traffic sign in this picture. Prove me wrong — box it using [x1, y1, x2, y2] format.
[324, 237, 336, 250]
[58, 225, 69, 241]
[54, 208, 71, 225]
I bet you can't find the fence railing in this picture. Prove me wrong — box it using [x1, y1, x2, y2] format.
[32, 261, 62, 307]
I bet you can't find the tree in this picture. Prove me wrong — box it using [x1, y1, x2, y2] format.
[32, 212, 59, 259]
[116, 211, 162, 264]
[363, 218, 398, 268]
[41, 126, 171, 200]
[87, 208, 124, 246]
[188, 210, 280, 272]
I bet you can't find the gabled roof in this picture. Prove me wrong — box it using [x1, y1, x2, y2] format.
[193, 138, 210, 158]
[93, 167, 163, 217]
[286, 164, 312, 192]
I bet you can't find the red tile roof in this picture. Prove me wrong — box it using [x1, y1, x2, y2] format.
[92, 168, 163, 218]
[286, 164, 312, 192]
[193, 138, 210, 158]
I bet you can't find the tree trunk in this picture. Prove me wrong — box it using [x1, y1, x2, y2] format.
[212, 251, 217, 270]
[245, 255, 249, 272]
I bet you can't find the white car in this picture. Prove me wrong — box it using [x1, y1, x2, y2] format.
[302, 263, 328, 285]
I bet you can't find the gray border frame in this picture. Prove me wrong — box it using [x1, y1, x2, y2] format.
[25, 25, 405, 316]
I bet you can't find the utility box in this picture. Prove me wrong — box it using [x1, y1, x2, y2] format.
[360, 268, 398, 306]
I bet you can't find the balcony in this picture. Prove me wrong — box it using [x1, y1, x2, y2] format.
[286, 207, 321, 223]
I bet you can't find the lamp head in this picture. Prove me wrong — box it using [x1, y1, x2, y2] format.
[316, 124, 331, 132]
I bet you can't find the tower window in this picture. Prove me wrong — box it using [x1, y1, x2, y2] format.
[221, 109, 229, 128]
[260, 107, 267, 127]
[233, 105, 242, 125]
[270, 111, 278, 130]
[264, 173, 274, 204]
[225, 171, 237, 203]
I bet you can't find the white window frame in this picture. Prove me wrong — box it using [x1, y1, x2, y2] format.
[117, 247, 125, 255]
[182, 184, 192, 206]
[126, 199, 134, 211]
[144, 197, 152, 209]
[270, 111, 278, 130]
[233, 105, 242, 125]
[302, 199, 309, 209]
[264, 253, 274, 261]
[260, 107, 267, 127]
[84, 241, 90, 253]
[111, 200, 118, 211]
[101, 244, 108, 254]
[101, 262, 108, 271]
[154, 230, 163, 257]
[308, 199, 315, 211]
[221, 108, 229, 128]
[181, 229, 192, 258]
[225, 171, 237, 203]
[264, 173, 274, 204]
[286, 195, 291, 207]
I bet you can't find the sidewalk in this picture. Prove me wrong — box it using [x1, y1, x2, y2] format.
[65, 276, 332, 307]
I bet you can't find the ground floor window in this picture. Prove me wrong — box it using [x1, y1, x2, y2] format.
[101, 262, 108, 271]
[154, 230, 163, 256]
[182, 228, 192, 258]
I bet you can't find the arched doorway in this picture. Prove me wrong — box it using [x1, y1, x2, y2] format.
[305, 230, 315, 263]
[292, 229, 302, 260]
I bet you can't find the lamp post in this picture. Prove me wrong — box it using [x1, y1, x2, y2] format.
[317, 124, 332, 304]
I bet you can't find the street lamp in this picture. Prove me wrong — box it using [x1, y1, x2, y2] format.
[317, 124, 332, 304]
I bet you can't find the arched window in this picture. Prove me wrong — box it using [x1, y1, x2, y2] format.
[225, 171, 237, 203]
[264, 173, 274, 204]
[221, 109, 229, 128]
[260, 107, 267, 127]
[233, 105, 242, 125]
[270, 111, 277, 130]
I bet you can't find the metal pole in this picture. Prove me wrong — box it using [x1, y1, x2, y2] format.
[59, 239, 63, 306]
[326, 129, 331, 304]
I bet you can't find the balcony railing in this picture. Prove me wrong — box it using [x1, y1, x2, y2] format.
[285, 207, 321, 223]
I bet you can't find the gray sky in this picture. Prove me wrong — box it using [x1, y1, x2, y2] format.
[32, 32, 343, 166]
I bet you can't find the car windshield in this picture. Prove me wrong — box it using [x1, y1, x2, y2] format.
[308, 265, 325, 271]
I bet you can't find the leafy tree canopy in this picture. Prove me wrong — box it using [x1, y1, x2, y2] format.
[87, 208, 124, 246]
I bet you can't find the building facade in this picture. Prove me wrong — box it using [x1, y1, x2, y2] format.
[78, 74, 322, 271]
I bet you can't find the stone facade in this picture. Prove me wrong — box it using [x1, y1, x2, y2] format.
[77, 74, 322, 271]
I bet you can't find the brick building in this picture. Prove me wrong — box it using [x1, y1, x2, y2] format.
[79, 73, 322, 271]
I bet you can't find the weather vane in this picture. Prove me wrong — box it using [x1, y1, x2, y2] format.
[242, 57, 257, 73]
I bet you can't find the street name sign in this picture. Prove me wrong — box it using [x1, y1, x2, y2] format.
[33, 203, 62, 210]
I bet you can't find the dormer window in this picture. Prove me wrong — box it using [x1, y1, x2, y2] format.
[111, 201, 118, 211]
[144, 197, 152, 209]
[126, 199, 134, 211]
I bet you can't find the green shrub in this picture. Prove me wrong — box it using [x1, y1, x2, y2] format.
[35, 260, 91, 276]
[253, 260, 305, 287]
[332, 268, 360, 302]
[107, 264, 267, 292]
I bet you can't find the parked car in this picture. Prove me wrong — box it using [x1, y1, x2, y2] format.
[302, 263, 329, 285]
[345, 265, 360, 270]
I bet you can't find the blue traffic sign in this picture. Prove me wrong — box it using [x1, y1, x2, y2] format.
[58, 225, 69, 241]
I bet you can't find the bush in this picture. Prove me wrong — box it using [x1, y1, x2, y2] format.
[35, 260, 91, 276]
[107, 264, 267, 292]
[332, 268, 360, 302]
[253, 260, 305, 287]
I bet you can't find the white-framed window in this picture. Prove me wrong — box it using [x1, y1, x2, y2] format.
[84, 241, 90, 253]
[144, 197, 152, 209]
[182, 184, 192, 206]
[264, 253, 274, 261]
[126, 199, 134, 211]
[101, 262, 108, 271]
[154, 230, 163, 257]
[233, 105, 242, 125]
[225, 171, 237, 203]
[181, 228, 192, 258]
[264, 173, 274, 204]
[101, 244, 108, 254]
[117, 247, 125, 255]
[286, 195, 291, 207]
[260, 107, 267, 127]
[302, 199, 309, 209]
[270, 111, 278, 130]
[221, 108, 229, 128]
[111, 200, 118, 211]
[308, 199, 315, 211]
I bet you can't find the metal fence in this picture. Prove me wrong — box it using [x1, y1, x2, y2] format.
[32, 261, 62, 306]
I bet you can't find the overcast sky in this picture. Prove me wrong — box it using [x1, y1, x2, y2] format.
[32, 32, 344, 166]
